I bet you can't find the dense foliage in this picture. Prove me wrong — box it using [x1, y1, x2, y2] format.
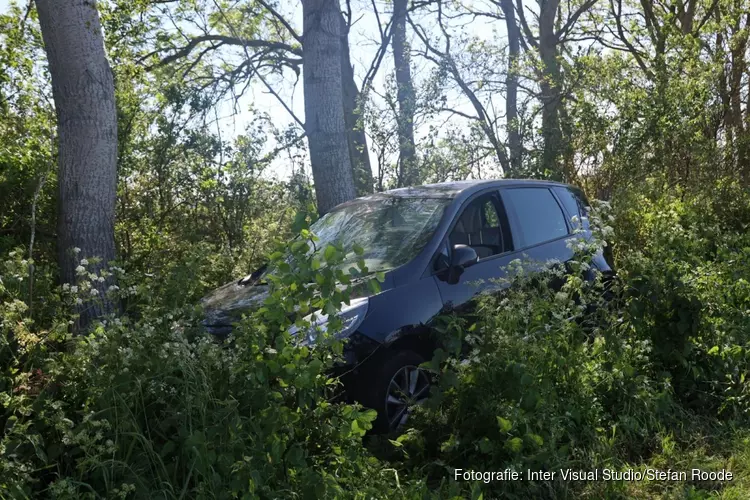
[1, 0, 750, 497]
[2, 185, 750, 498]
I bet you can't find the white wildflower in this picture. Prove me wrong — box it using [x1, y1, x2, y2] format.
[75, 298, 83, 305]
[97, 276, 105, 283]
[73, 247, 81, 254]
[80, 258, 89, 266]
[62, 283, 70, 291]
[70, 285, 78, 293]
[108, 285, 120, 292]
[90, 288, 98, 296]
[75, 265, 86, 275]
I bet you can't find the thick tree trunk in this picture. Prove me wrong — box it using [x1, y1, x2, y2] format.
[500, 0, 522, 175]
[538, 0, 563, 180]
[340, 16, 374, 195]
[36, 0, 118, 327]
[731, 14, 750, 179]
[391, 0, 418, 187]
[302, 0, 357, 215]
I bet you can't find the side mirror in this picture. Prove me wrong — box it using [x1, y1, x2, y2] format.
[451, 244, 478, 269]
[446, 244, 478, 284]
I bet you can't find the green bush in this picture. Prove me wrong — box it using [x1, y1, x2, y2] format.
[0, 225, 426, 498]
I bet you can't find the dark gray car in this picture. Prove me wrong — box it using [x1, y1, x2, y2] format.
[201, 179, 613, 431]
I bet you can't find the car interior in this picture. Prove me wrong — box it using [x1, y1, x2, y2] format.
[449, 194, 511, 259]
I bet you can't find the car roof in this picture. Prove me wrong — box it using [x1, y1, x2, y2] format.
[333, 179, 571, 209]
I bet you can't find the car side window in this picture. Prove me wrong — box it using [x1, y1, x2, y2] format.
[501, 188, 568, 248]
[571, 189, 591, 230]
[448, 193, 511, 260]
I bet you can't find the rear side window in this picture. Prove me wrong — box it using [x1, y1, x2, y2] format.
[501, 188, 568, 248]
[554, 186, 589, 230]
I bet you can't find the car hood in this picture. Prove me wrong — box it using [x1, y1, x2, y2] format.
[200, 273, 385, 328]
[200, 280, 270, 327]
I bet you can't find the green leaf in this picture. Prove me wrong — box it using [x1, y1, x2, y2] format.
[478, 437, 492, 453]
[270, 251, 284, 261]
[352, 243, 364, 255]
[505, 437, 523, 453]
[497, 416, 513, 433]
[324, 245, 336, 262]
[528, 433, 544, 447]
[470, 483, 483, 500]
[291, 240, 308, 253]
[361, 409, 378, 422]
[368, 279, 381, 294]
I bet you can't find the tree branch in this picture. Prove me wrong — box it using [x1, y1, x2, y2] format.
[256, 0, 302, 43]
[146, 34, 301, 69]
[515, 0, 539, 48]
[555, 0, 599, 40]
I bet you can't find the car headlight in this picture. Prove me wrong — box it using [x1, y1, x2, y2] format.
[288, 297, 369, 346]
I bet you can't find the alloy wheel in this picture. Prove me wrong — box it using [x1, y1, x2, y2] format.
[385, 365, 430, 430]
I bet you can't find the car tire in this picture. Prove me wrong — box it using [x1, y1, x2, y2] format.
[358, 350, 430, 433]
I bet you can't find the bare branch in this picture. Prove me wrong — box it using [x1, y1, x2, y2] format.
[555, 0, 599, 40]
[362, 18, 395, 93]
[145, 34, 301, 69]
[611, 0, 654, 79]
[516, 0, 539, 48]
[256, 0, 302, 43]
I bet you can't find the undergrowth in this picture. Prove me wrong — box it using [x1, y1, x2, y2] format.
[1, 183, 749, 499]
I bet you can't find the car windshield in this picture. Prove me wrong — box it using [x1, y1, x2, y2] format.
[309, 196, 450, 274]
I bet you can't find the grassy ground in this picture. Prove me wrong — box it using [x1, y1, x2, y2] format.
[577, 428, 750, 499]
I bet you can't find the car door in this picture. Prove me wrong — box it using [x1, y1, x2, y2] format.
[499, 186, 576, 277]
[433, 190, 518, 311]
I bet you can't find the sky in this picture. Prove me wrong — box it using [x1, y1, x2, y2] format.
[0, 0, 508, 182]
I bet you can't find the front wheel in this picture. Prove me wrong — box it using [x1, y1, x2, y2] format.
[359, 350, 431, 433]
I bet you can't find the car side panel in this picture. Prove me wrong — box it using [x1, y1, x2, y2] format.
[434, 253, 517, 311]
[511, 236, 576, 273]
[356, 275, 444, 344]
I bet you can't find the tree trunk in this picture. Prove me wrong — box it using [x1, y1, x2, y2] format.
[538, 0, 563, 180]
[392, 0, 418, 187]
[340, 15, 374, 195]
[500, 0, 522, 175]
[303, 0, 357, 215]
[36, 0, 118, 327]
[731, 13, 750, 179]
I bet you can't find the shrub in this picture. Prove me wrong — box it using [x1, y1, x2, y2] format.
[0, 223, 426, 498]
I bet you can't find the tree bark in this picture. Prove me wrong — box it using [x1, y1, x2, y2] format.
[392, 0, 418, 187]
[36, 0, 118, 327]
[499, 0, 522, 175]
[730, 12, 750, 179]
[303, 0, 357, 215]
[538, 0, 564, 180]
[340, 15, 374, 195]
